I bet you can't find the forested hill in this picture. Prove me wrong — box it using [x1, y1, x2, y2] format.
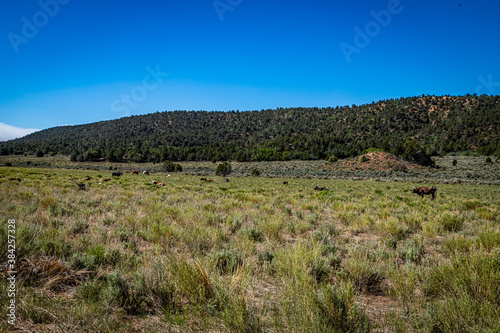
[1, 95, 499, 164]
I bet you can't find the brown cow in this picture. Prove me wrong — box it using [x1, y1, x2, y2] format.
[283, 181, 288, 185]
[412, 186, 437, 200]
[8, 177, 21, 182]
[157, 182, 165, 186]
[99, 178, 112, 182]
[132, 170, 139, 174]
[200, 177, 207, 181]
[81, 177, 91, 181]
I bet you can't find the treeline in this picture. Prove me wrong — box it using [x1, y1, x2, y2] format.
[1, 94, 499, 165]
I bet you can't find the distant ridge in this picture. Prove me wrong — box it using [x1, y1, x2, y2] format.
[1, 95, 498, 164]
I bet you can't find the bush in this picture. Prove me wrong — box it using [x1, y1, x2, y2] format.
[452, 159, 458, 166]
[216, 161, 232, 176]
[485, 157, 492, 163]
[212, 249, 244, 275]
[422, 252, 500, 332]
[436, 212, 464, 232]
[328, 155, 339, 163]
[162, 160, 182, 172]
[251, 168, 260, 176]
[360, 155, 368, 163]
[315, 281, 371, 332]
[393, 162, 407, 172]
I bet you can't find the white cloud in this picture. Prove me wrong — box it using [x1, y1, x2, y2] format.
[0, 122, 39, 141]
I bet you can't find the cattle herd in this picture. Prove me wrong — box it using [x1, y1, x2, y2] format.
[9, 169, 435, 200]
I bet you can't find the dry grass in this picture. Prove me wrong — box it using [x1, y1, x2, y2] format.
[0, 165, 498, 332]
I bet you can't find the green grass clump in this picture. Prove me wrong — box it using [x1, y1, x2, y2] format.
[436, 212, 464, 232]
[212, 249, 244, 275]
[315, 281, 371, 332]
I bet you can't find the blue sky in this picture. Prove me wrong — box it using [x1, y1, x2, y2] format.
[0, 0, 499, 140]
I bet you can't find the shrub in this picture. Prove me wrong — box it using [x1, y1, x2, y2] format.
[315, 281, 371, 332]
[216, 161, 232, 176]
[251, 168, 260, 176]
[328, 155, 338, 163]
[422, 252, 500, 332]
[162, 160, 183, 172]
[360, 155, 368, 163]
[244, 225, 263, 242]
[73, 220, 89, 235]
[485, 157, 492, 163]
[212, 249, 244, 275]
[393, 162, 407, 172]
[436, 212, 464, 232]
[258, 250, 275, 266]
[104, 270, 148, 315]
[309, 256, 331, 282]
[452, 159, 458, 166]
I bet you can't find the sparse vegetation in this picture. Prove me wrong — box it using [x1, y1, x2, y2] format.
[0, 165, 498, 331]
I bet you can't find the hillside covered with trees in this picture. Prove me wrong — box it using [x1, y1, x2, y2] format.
[1, 95, 498, 164]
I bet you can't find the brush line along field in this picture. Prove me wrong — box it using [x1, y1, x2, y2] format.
[0, 167, 499, 332]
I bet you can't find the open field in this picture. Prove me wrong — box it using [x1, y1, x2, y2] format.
[0, 166, 499, 332]
[1, 154, 499, 185]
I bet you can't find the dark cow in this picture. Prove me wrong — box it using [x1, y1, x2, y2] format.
[70, 179, 87, 190]
[8, 177, 21, 182]
[412, 186, 437, 200]
[283, 181, 288, 185]
[132, 170, 139, 175]
[200, 177, 207, 181]
[112, 172, 122, 177]
[314, 185, 327, 191]
[225, 178, 230, 182]
[76, 183, 87, 191]
[143, 171, 149, 175]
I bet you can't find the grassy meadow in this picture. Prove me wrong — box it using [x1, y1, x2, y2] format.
[0, 166, 499, 332]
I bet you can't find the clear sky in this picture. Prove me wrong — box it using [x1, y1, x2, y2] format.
[0, 0, 499, 140]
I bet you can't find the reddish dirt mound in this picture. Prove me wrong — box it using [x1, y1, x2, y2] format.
[324, 152, 426, 172]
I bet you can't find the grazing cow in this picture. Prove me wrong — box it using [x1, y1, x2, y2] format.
[225, 178, 230, 182]
[412, 186, 437, 200]
[206, 179, 214, 182]
[112, 172, 122, 177]
[200, 177, 207, 181]
[143, 171, 149, 175]
[283, 181, 288, 185]
[132, 170, 139, 175]
[157, 182, 165, 186]
[81, 177, 91, 181]
[314, 185, 327, 191]
[152, 180, 158, 185]
[76, 183, 87, 191]
[99, 178, 112, 182]
[8, 177, 21, 182]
